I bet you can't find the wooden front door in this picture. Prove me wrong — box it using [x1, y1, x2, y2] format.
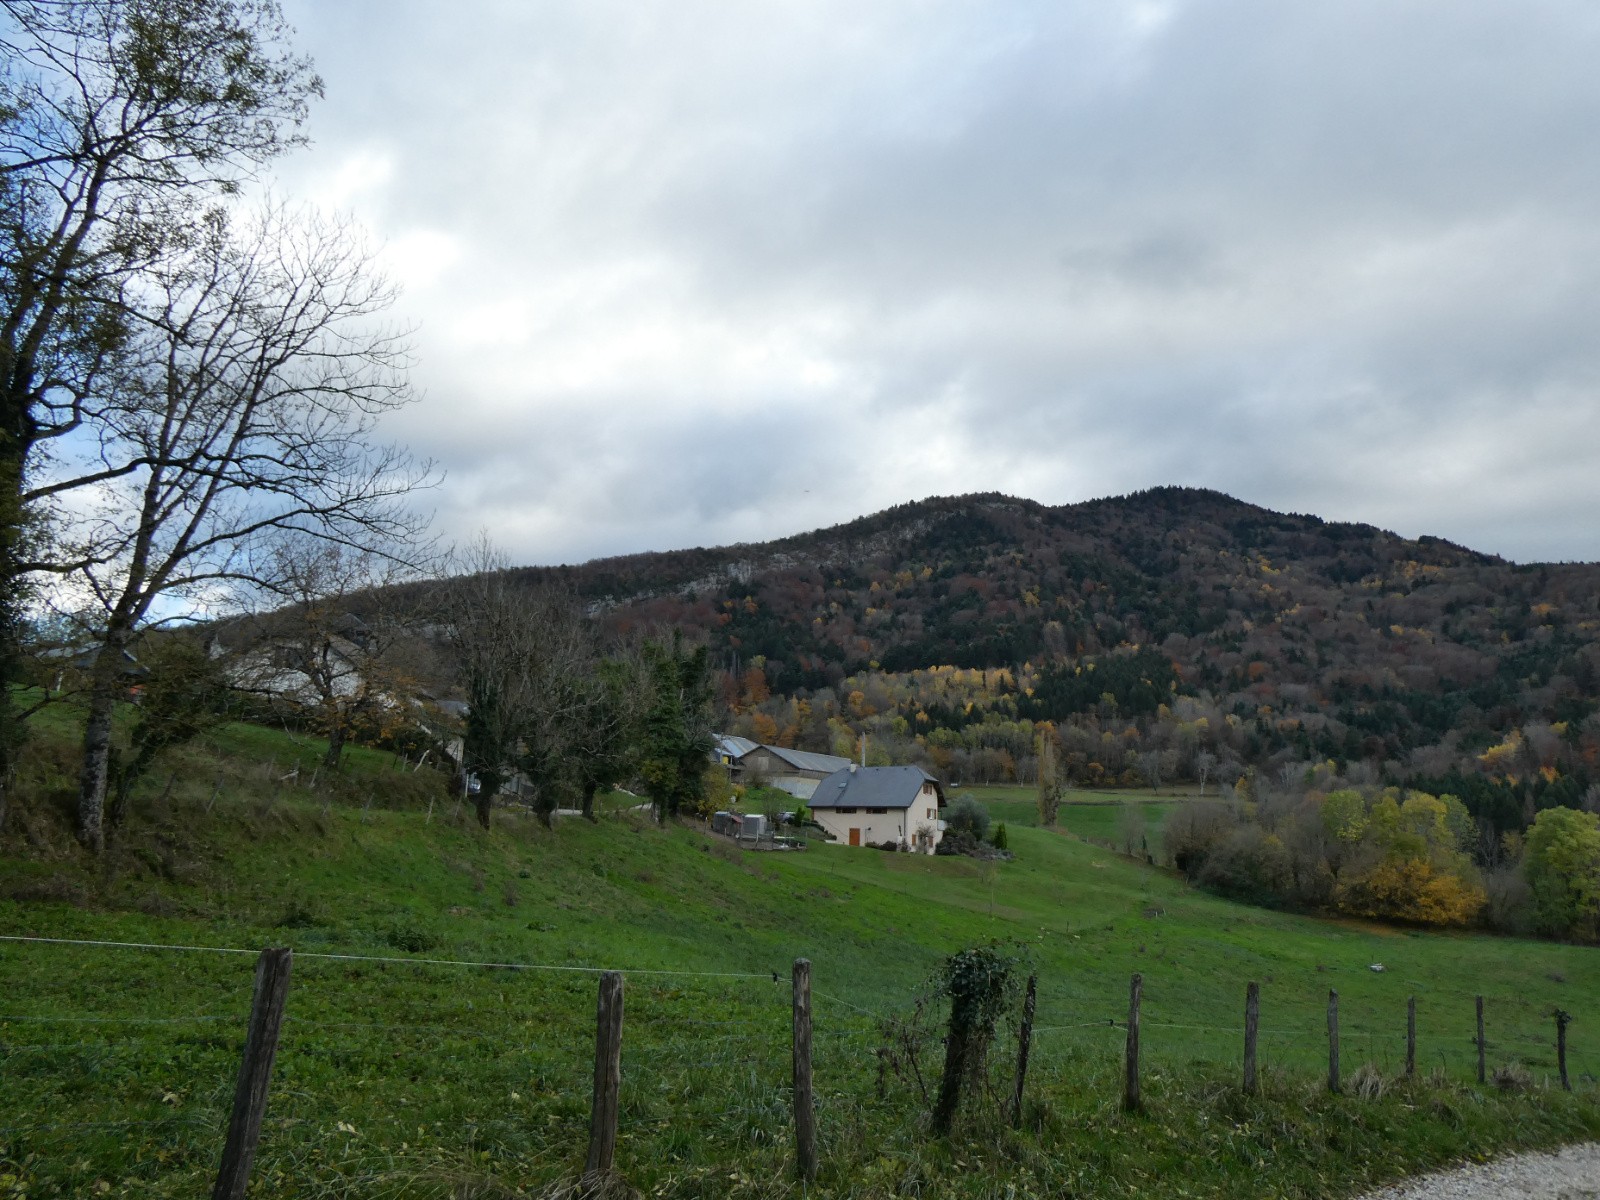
[848, 828, 861, 846]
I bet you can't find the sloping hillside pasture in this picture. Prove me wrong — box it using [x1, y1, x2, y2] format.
[950, 784, 1176, 847]
[1, 733, 1597, 1198]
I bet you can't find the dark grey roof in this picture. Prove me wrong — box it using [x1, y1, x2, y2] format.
[807, 765, 943, 810]
[761, 745, 852, 774]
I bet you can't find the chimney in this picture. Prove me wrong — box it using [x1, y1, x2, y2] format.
[860, 732, 867, 767]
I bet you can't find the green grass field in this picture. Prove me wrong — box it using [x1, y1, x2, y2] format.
[2, 723, 1597, 1198]
[949, 783, 1177, 847]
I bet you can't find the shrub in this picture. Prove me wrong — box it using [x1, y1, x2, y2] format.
[383, 924, 438, 954]
[1522, 807, 1600, 941]
[1199, 826, 1293, 905]
[989, 821, 1008, 851]
[1482, 866, 1533, 933]
[1491, 1062, 1533, 1093]
[1163, 800, 1237, 879]
[945, 796, 991, 843]
[1334, 857, 1486, 927]
[1350, 1062, 1386, 1100]
[936, 828, 980, 857]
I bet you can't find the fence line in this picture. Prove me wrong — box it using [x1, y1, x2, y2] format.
[2, 943, 1591, 1196]
[0, 933, 780, 980]
[0, 1011, 237, 1024]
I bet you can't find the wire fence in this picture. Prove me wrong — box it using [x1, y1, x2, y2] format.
[0, 933, 1593, 1198]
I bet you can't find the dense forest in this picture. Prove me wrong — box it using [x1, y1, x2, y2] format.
[511, 488, 1600, 848]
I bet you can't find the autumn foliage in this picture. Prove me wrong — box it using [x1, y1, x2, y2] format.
[1168, 785, 1487, 928]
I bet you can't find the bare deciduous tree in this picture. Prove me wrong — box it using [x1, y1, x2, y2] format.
[443, 538, 594, 829]
[47, 203, 432, 849]
[1035, 727, 1062, 827]
[230, 538, 435, 772]
[0, 0, 320, 806]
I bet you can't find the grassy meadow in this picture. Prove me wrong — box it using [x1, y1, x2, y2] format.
[2, 720, 1598, 1198]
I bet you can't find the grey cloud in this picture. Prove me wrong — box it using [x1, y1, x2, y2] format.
[276, 0, 1600, 566]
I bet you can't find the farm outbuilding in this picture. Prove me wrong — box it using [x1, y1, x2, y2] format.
[714, 737, 852, 800]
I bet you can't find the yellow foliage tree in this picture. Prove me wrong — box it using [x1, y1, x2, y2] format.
[1335, 858, 1485, 926]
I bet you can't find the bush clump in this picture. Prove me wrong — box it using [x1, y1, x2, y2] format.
[945, 796, 990, 842]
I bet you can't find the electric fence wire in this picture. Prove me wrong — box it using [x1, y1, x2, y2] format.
[0, 933, 782, 980]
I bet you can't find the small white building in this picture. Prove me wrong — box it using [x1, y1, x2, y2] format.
[807, 765, 946, 854]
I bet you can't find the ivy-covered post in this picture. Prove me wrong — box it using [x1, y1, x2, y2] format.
[931, 947, 1017, 1136]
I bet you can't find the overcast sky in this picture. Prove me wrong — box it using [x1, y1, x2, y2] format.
[272, 0, 1600, 567]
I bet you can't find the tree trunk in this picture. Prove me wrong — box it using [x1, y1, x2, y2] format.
[582, 780, 598, 822]
[474, 791, 493, 830]
[322, 724, 346, 772]
[78, 687, 118, 852]
[78, 626, 136, 851]
[109, 752, 136, 830]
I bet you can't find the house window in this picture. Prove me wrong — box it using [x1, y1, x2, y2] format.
[867, 807, 887, 814]
[838, 806, 858, 814]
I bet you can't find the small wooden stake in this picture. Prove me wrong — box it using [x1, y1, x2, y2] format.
[1010, 973, 1037, 1128]
[1123, 973, 1142, 1112]
[1327, 990, 1340, 1094]
[1406, 996, 1417, 1079]
[1243, 981, 1260, 1095]
[1476, 995, 1486, 1085]
[212, 948, 293, 1200]
[792, 959, 817, 1181]
[584, 971, 625, 1180]
[1556, 1010, 1571, 1092]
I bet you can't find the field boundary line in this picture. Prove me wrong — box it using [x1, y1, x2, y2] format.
[0, 934, 777, 979]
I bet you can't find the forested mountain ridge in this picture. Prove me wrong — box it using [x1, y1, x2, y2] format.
[513, 488, 1600, 817]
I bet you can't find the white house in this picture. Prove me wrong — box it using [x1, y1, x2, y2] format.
[807, 764, 946, 854]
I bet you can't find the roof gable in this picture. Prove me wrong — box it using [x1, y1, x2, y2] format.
[807, 765, 943, 809]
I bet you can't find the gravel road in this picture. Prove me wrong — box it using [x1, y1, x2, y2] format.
[1355, 1144, 1600, 1199]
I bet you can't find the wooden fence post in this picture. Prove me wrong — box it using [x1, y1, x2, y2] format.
[1475, 995, 1486, 1085]
[1406, 996, 1417, 1079]
[1556, 1009, 1571, 1092]
[212, 947, 293, 1200]
[1123, 973, 1142, 1112]
[1010, 973, 1037, 1128]
[1243, 981, 1259, 1096]
[584, 971, 625, 1180]
[1326, 990, 1340, 1094]
[792, 959, 817, 1182]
